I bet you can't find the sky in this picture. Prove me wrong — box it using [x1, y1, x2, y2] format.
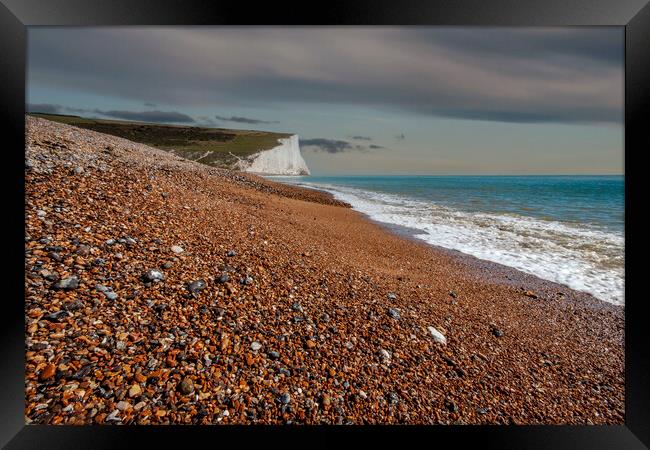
[27, 27, 624, 175]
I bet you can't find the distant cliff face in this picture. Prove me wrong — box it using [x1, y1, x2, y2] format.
[236, 135, 310, 176]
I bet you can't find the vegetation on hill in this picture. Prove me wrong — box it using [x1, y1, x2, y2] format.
[29, 113, 291, 168]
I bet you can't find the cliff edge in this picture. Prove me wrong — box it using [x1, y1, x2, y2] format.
[235, 135, 310, 176]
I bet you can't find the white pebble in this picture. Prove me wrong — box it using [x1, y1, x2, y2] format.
[427, 326, 447, 344]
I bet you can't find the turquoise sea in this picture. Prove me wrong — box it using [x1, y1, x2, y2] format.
[270, 175, 624, 305]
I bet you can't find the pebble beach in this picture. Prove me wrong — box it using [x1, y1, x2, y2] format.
[24, 116, 624, 425]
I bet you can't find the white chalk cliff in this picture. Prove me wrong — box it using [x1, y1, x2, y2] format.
[234, 134, 310, 176]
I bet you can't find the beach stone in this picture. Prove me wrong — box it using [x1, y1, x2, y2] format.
[41, 270, 59, 282]
[427, 326, 447, 344]
[251, 341, 262, 351]
[388, 308, 401, 320]
[128, 384, 142, 398]
[117, 401, 130, 411]
[53, 276, 79, 290]
[280, 393, 291, 404]
[171, 245, 184, 254]
[378, 348, 391, 363]
[227, 250, 236, 257]
[106, 410, 121, 422]
[449, 290, 457, 298]
[39, 363, 56, 381]
[291, 302, 303, 312]
[162, 261, 173, 269]
[63, 299, 84, 311]
[143, 269, 165, 283]
[104, 291, 118, 301]
[76, 244, 90, 256]
[492, 328, 504, 337]
[387, 392, 400, 405]
[387, 292, 397, 300]
[43, 310, 68, 322]
[218, 273, 230, 283]
[188, 279, 207, 294]
[268, 351, 280, 360]
[178, 377, 195, 395]
[445, 398, 458, 413]
[95, 284, 109, 293]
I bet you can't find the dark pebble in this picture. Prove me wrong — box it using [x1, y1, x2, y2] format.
[178, 377, 194, 395]
[387, 392, 400, 405]
[53, 276, 79, 290]
[187, 279, 207, 294]
[43, 310, 68, 322]
[218, 273, 230, 283]
[142, 269, 165, 283]
[445, 399, 458, 413]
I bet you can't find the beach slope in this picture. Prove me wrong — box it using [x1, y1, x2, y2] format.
[25, 116, 623, 425]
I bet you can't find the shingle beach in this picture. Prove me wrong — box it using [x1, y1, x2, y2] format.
[24, 117, 624, 425]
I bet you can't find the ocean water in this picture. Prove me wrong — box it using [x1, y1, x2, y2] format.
[270, 175, 625, 305]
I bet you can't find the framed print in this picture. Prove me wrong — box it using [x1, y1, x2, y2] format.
[1, 0, 648, 448]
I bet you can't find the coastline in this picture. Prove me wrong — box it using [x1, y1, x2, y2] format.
[270, 178, 621, 313]
[25, 117, 624, 425]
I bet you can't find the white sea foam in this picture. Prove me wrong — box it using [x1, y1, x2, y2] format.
[278, 180, 624, 305]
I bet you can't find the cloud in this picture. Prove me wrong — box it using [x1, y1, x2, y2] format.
[215, 115, 279, 125]
[144, 102, 157, 107]
[196, 115, 218, 127]
[27, 103, 195, 124]
[301, 138, 354, 154]
[27, 103, 62, 114]
[97, 109, 195, 123]
[27, 27, 623, 125]
[352, 136, 372, 140]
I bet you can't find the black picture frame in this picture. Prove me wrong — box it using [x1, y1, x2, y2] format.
[1, 0, 648, 448]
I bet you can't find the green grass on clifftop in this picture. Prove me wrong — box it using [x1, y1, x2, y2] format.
[29, 113, 291, 169]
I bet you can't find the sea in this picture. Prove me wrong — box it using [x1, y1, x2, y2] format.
[269, 175, 624, 305]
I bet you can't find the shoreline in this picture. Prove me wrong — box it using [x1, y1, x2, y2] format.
[25, 117, 624, 425]
[267, 177, 623, 309]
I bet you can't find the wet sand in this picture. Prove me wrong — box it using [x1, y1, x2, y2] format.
[25, 116, 624, 425]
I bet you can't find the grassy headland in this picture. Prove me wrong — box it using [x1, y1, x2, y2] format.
[28, 113, 291, 169]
